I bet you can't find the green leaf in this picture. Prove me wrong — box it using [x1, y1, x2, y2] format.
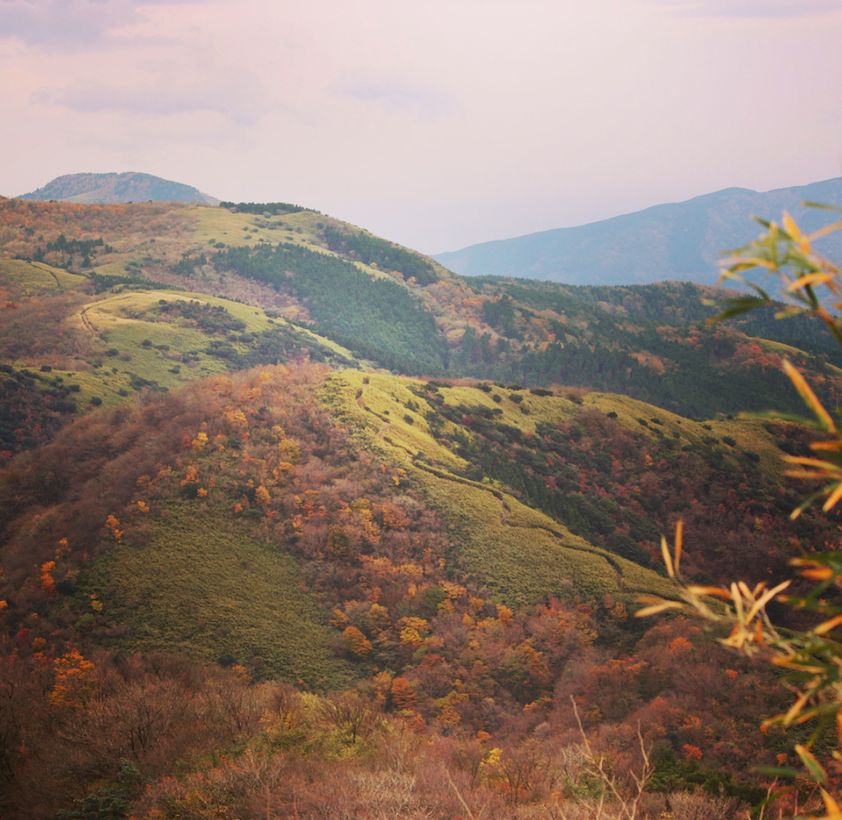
[803, 201, 842, 213]
[755, 766, 799, 779]
[713, 297, 769, 322]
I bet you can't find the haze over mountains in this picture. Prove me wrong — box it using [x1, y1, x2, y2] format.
[18, 172, 842, 290]
[436, 177, 842, 286]
[20, 171, 219, 206]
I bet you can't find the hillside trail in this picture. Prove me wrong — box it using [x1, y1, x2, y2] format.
[79, 305, 96, 335]
[77, 293, 139, 337]
[32, 262, 63, 290]
[355, 386, 626, 591]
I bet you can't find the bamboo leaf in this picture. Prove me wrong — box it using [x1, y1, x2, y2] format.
[796, 744, 828, 784]
[823, 483, 842, 512]
[746, 580, 791, 623]
[787, 273, 833, 292]
[820, 788, 842, 819]
[661, 535, 675, 579]
[783, 690, 811, 726]
[686, 585, 732, 600]
[803, 201, 842, 213]
[782, 359, 836, 432]
[813, 614, 842, 636]
[783, 212, 802, 242]
[712, 297, 769, 322]
[674, 519, 683, 577]
[634, 601, 683, 618]
[755, 766, 799, 779]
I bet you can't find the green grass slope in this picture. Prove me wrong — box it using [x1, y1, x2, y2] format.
[4, 196, 841, 422]
[322, 370, 676, 605]
[82, 504, 356, 688]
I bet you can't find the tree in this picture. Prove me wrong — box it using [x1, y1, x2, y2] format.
[640, 207, 842, 809]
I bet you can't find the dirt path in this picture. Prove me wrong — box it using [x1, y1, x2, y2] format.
[79, 305, 97, 336]
[31, 262, 63, 291]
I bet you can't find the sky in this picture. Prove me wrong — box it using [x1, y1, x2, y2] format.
[1, 0, 841, 253]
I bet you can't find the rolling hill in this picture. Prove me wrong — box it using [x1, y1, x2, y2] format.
[2, 194, 839, 436]
[0, 190, 836, 816]
[435, 177, 842, 285]
[19, 171, 219, 205]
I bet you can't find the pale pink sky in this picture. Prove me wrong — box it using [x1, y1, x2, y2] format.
[1, 0, 841, 252]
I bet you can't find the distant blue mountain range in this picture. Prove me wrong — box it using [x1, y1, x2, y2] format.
[435, 178, 842, 286]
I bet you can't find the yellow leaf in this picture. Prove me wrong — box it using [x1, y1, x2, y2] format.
[801, 566, 834, 581]
[814, 615, 842, 636]
[783, 690, 811, 726]
[661, 535, 675, 579]
[782, 359, 836, 432]
[721, 255, 777, 271]
[783, 211, 802, 241]
[811, 439, 842, 452]
[824, 483, 842, 512]
[745, 580, 790, 623]
[786, 273, 833, 292]
[634, 601, 683, 618]
[809, 219, 842, 242]
[686, 585, 732, 600]
[820, 788, 842, 819]
[674, 519, 683, 577]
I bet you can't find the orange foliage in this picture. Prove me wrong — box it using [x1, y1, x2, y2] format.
[391, 676, 417, 710]
[48, 649, 95, 707]
[39, 560, 56, 592]
[342, 625, 372, 657]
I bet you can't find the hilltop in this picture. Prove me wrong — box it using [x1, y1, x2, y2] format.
[19, 171, 219, 206]
[435, 177, 842, 285]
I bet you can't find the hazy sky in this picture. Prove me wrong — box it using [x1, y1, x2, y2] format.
[1, 0, 841, 252]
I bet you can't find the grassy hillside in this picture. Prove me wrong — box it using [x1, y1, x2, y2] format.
[3, 196, 840, 421]
[83, 503, 356, 688]
[324, 371, 673, 605]
[8, 362, 818, 706]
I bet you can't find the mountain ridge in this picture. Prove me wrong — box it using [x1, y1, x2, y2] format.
[435, 177, 842, 285]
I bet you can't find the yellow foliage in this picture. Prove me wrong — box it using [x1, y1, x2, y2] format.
[181, 465, 199, 485]
[48, 649, 96, 707]
[441, 581, 467, 600]
[496, 604, 513, 625]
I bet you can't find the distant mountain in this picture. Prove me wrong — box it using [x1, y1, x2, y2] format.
[436, 178, 842, 285]
[19, 171, 219, 205]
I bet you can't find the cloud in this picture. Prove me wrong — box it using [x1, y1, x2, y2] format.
[332, 73, 457, 119]
[33, 73, 264, 124]
[650, 0, 841, 17]
[0, 0, 200, 50]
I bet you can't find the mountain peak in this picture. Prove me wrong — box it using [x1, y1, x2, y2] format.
[18, 171, 219, 206]
[435, 176, 842, 286]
